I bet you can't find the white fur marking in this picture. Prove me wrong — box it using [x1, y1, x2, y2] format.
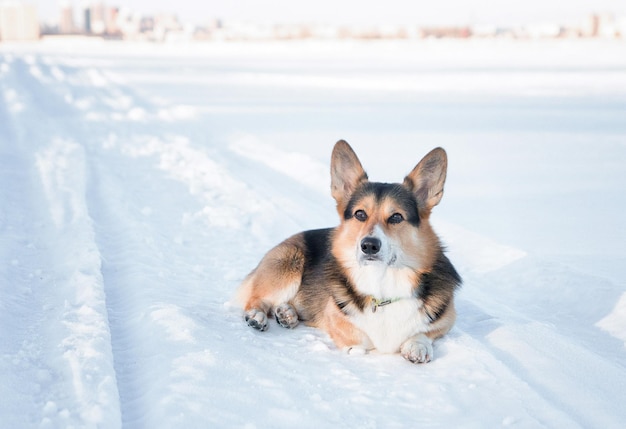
[352, 299, 430, 353]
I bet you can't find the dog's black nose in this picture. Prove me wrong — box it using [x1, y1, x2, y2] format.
[360, 237, 381, 255]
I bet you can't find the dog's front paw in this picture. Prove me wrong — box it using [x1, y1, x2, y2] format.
[400, 335, 433, 364]
[245, 309, 269, 331]
[275, 303, 299, 329]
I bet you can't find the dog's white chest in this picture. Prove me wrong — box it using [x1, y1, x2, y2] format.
[348, 264, 430, 353]
[353, 299, 427, 353]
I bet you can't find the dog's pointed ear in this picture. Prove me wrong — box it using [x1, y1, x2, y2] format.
[403, 147, 448, 214]
[331, 140, 368, 214]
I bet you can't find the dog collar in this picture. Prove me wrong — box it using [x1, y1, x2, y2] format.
[369, 296, 404, 313]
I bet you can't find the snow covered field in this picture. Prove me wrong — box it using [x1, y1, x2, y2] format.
[1, 38, 625, 428]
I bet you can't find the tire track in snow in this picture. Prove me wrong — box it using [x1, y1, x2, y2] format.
[84, 132, 314, 426]
[0, 82, 67, 426]
[35, 139, 122, 428]
[84, 135, 266, 426]
[86, 159, 245, 426]
[17, 54, 171, 426]
[85, 158, 167, 426]
[1, 55, 122, 427]
[19, 52, 292, 426]
[70, 62, 294, 425]
[4, 54, 219, 427]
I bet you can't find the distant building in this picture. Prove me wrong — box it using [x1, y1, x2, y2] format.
[116, 7, 141, 40]
[583, 14, 600, 37]
[89, 1, 106, 34]
[84, 7, 91, 33]
[597, 13, 619, 38]
[0, 3, 40, 41]
[105, 7, 120, 36]
[59, 1, 75, 34]
[419, 27, 472, 39]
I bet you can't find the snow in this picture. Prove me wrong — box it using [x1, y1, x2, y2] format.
[1, 38, 626, 428]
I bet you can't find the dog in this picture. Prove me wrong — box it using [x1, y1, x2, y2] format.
[236, 140, 461, 363]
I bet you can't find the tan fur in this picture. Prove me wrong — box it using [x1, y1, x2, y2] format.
[237, 234, 305, 313]
[317, 298, 369, 349]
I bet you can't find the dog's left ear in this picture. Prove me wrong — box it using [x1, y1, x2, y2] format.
[403, 147, 448, 214]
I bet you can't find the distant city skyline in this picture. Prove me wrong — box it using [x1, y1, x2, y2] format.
[32, 0, 626, 27]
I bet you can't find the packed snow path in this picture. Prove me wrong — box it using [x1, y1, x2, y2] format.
[1, 40, 626, 428]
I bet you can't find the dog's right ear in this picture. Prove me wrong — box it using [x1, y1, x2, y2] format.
[331, 140, 368, 216]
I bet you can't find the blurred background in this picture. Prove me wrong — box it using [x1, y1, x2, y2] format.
[1, 0, 625, 42]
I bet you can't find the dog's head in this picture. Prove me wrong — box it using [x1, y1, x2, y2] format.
[330, 140, 447, 273]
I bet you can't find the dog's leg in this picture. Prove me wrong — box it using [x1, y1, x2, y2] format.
[236, 236, 306, 332]
[399, 301, 456, 362]
[240, 287, 272, 331]
[275, 303, 299, 329]
[318, 297, 371, 351]
[400, 334, 433, 364]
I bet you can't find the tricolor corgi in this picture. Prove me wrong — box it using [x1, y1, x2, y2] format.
[236, 140, 461, 363]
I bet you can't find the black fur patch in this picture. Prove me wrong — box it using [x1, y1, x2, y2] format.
[299, 228, 369, 316]
[415, 251, 462, 322]
[332, 272, 369, 313]
[343, 182, 420, 226]
[302, 228, 333, 270]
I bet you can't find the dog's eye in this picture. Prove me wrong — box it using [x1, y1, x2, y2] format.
[354, 210, 368, 222]
[388, 213, 404, 224]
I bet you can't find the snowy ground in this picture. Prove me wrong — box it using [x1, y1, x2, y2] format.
[1, 38, 626, 428]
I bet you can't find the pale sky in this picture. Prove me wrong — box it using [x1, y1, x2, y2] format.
[33, 0, 626, 27]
